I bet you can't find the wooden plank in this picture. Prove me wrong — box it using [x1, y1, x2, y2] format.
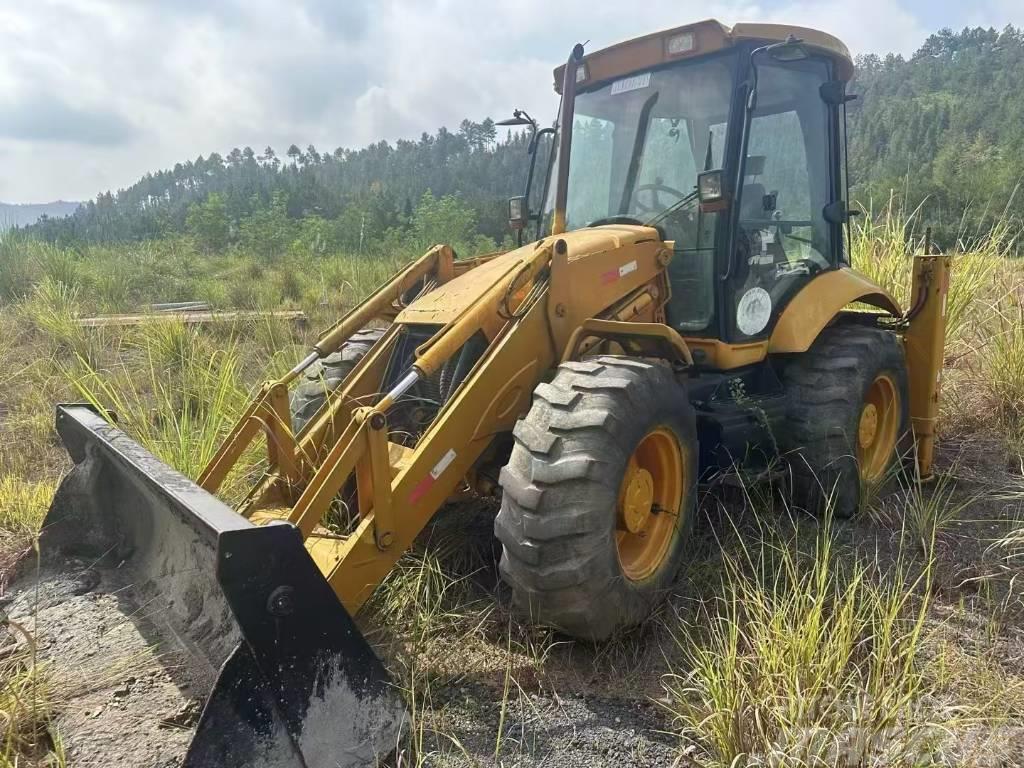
[75, 309, 307, 328]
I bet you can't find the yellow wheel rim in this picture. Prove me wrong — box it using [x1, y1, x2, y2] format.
[858, 374, 899, 482]
[615, 427, 684, 582]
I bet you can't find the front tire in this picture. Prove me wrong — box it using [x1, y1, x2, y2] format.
[289, 328, 384, 433]
[495, 356, 698, 641]
[780, 326, 910, 518]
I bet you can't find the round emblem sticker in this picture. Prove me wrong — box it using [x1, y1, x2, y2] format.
[737, 287, 771, 336]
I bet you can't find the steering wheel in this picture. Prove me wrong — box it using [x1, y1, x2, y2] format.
[587, 215, 646, 227]
[632, 183, 691, 214]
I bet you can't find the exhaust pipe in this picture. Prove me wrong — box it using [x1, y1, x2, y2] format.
[38, 405, 406, 767]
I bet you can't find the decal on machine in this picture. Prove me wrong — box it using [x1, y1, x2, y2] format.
[736, 287, 772, 336]
[408, 448, 458, 504]
[601, 259, 638, 285]
[610, 73, 651, 95]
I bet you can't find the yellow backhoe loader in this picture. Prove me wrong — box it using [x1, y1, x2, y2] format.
[35, 19, 950, 767]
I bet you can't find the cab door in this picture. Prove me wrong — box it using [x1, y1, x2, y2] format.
[727, 55, 841, 342]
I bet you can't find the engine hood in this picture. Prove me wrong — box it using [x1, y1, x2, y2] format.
[396, 225, 662, 326]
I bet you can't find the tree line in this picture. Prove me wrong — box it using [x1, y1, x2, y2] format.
[848, 25, 1024, 241]
[28, 119, 531, 254]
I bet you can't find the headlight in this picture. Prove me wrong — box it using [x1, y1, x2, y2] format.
[666, 32, 696, 56]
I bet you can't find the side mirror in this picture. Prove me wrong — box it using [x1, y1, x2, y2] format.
[697, 169, 728, 212]
[496, 111, 536, 128]
[508, 196, 528, 231]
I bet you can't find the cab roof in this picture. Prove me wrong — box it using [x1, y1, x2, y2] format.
[553, 19, 853, 93]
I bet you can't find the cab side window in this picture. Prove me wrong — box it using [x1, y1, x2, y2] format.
[732, 58, 834, 340]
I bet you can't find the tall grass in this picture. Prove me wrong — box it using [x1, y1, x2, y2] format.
[984, 302, 1024, 437]
[1, 233, 411, 316]
[851, 196, 1010, 357]
[0, 477, 56, 552]
[853, 197, 1024, 458]
[16, 279, 103, 368]
[0, 618, 64, 766]
[64, 332, 256, 497]
[664, 516, 937, 766]
[368, 519, 494, 642]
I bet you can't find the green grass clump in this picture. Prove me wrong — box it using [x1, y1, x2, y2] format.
[17, 279, 100, 367]
[851, 196, 1010, 358]
[0, 477, 56, 551]
[664, 517, 938, 767]
[369, 524, 493, 642]
[64, 334, 257, 499]
[984, 302, 1024, 434]
[0, 619, 65, 767]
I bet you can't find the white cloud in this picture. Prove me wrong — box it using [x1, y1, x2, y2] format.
[0, 0, 1001, 202]
[968, 0, 1024, 30]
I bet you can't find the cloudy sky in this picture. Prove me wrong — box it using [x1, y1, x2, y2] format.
[1, 0, 1021, 204]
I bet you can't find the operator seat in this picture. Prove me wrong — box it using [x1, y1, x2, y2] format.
[737, 182, 787, 286]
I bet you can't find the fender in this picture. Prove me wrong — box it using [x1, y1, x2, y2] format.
[769, 268, 902, 354]
[563, 319, 693, 366]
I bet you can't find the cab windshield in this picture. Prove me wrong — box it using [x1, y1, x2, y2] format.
[547, 52, 737, 331]
[553, 53, 736, 239]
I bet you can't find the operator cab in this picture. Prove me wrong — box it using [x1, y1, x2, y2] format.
[525, 20, 854, 350]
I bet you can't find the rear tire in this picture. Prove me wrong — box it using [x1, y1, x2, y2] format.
[289, 328, 384, 433]
[780, 326, 910, 518]
[495, 356, 698, 641]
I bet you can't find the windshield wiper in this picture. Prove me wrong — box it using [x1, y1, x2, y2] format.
[643, 188, 699, 228]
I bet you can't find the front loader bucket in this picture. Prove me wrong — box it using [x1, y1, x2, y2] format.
[38, 405, 407, 767]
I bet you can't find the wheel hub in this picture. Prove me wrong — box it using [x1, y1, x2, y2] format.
[858, 374, 900, 482]
[615, 427, 684, 582]
[858, 403, 879, 448]
[620, 467, 654, 534]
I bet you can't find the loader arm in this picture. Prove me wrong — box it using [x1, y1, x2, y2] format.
[198, 225, 673, 615]
[253, 244, 558, 610]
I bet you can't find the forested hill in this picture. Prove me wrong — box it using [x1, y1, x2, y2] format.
[848, 25, 1024, 237]
[25, 26, 1024, 249]
[1, 201, 80, 230]
[28, 119, 531, 249]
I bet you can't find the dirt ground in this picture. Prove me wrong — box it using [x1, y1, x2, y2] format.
[5, 432, 1024, 767]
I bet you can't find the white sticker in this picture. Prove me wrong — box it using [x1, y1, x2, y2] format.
[619, 260, 638, 277]
[776, 262, 810, 278]
[737, 287, 772, 336]
[610, 72, 651, 95]
[430, 449, 457, 480]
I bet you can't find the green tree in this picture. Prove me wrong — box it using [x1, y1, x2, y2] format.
[409, 191, 478, 252]
[185, 192, 230, 251]
[239, 192, 292, 261]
